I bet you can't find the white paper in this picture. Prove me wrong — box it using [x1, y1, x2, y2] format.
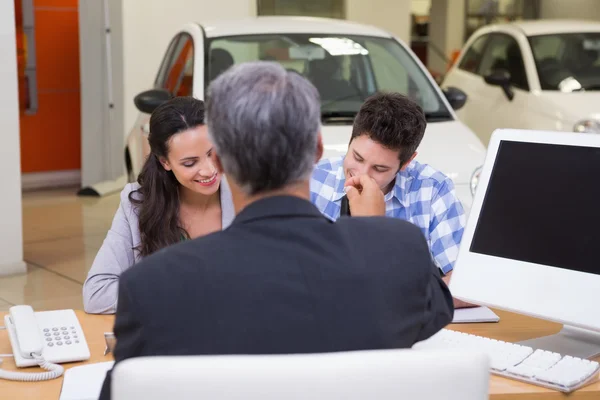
[452, 306, 500, 323]
[59, 361, 115, 400]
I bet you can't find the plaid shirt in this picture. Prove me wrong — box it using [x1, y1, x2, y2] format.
[310, 157, 466, 274]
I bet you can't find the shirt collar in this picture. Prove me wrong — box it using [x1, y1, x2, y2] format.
[331, 165, 347, 202]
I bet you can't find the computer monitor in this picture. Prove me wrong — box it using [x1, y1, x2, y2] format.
[449, 128, 600, 359]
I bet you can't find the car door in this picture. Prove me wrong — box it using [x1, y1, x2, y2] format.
[471, 33, 533, 145]
[443, 34, 491, 142]
[127, 24, 205, 178]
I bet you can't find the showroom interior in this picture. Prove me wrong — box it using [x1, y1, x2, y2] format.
[2, 0, 600, 398]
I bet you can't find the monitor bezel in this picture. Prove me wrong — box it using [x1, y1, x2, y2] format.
[449, 128, 600, 333]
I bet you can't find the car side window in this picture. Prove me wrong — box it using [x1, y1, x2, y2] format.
[531, 36, 564, 61]
[155, 36, 180, 88]
[156, 34, 194, 96]
[478, 34, 529, 91]
[458, 35, 489, 74]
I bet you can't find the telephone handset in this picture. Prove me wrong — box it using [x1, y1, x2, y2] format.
[0, 305, 90, 381]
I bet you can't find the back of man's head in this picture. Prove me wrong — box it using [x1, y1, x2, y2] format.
[206, 61, 321, 195]
[351, 92, 426, 167]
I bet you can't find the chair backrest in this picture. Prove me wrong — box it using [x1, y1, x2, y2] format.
[112, 349, 490, 400]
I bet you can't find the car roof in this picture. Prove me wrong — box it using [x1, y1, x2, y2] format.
[199, 16, 393, 39]
[478, 19, 600, 37]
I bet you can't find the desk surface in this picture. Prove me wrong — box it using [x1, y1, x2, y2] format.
[1, 310, 599, 400]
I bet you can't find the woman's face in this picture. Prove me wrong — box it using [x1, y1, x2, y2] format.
[159, 125, 221, 196]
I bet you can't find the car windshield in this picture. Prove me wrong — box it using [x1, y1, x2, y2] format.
[206, 33, 452, 123]
[529, 32, 600, 91]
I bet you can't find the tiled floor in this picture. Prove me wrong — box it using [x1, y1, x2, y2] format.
[0, 186, 121, 311]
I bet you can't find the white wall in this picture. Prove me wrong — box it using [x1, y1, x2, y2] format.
[540, 0, 600, 20]
[411, 0, 431, 16]
[0, 1, 26, 276]
[78, 0, 256, 188]
[120, 0, 257, 138]
[428, 0, 465, 75]
[346, 0, 411, 44]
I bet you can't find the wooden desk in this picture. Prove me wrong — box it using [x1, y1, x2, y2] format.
[0, 310, 599, 399]
[449, 309, 600, 399]
[0, 311, 114, 400]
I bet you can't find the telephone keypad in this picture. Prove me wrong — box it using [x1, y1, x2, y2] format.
[44, 325, 83, 347]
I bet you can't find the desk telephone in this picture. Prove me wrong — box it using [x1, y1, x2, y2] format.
[0, 305, 90, 381]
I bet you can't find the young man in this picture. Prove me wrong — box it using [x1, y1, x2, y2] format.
[311, 92, 471, 308]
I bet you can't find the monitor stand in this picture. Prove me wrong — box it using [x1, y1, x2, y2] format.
[518, 325, 600, 359]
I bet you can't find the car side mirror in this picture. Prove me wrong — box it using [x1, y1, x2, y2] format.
[443, 86, 467, 110]
[134, 89, 172, 114]
[484, 69, 514, 101]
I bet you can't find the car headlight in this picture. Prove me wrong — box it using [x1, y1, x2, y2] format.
[573, 119, 600, 133]
[470, 166, 482, 197]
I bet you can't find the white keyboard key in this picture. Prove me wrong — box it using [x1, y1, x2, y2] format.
[413, 329, 600, 393]
[536, 357, 600, 388]
[507, 363, 543, 378]
[520, 349, 561, 369]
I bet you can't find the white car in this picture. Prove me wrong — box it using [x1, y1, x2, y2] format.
[443, 20, 600, 146]
[126, 17, 485, 210]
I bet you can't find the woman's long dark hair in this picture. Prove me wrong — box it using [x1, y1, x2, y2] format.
[129, 96, 206, 257]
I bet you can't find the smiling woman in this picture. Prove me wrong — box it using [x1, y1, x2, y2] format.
[82, 97, 236, 315]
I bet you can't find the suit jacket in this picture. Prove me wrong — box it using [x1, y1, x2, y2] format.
[99, 196, 453, 399]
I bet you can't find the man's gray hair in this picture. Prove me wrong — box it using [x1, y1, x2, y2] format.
[206, 61, 321, 195]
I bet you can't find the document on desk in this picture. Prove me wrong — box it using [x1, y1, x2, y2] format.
[452, 306, 500, 323]
[59, 361, 115, 400]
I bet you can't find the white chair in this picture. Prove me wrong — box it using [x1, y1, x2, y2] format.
[112, 349, 490, 400]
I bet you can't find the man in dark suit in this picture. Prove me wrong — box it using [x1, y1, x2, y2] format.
[99, 61, 453, 399]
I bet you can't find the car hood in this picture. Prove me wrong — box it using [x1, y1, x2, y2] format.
[539, 92, 600, 125]
[321, 120, 486, 185]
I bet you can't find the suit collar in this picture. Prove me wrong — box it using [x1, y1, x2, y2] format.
[233, 195, 328, 225]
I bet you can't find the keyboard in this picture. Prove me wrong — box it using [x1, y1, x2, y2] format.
[413, 329, 600, 393]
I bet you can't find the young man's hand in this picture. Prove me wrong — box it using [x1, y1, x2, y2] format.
[344, 175, 386, 217]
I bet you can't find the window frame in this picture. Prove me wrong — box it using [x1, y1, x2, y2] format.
[154, 33, 195, 96]
[477, 33, 530, 91]
[458, 34, 490, 75]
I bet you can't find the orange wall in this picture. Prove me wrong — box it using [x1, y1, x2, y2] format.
[17, 0, 81, 173]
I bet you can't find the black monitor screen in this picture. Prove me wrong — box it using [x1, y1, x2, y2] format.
[470, 140, 600, 276]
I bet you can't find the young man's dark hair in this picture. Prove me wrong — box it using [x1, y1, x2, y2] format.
[351, 92, 426, 167]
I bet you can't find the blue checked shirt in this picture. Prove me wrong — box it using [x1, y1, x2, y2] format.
[310, 157, 466, 274]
